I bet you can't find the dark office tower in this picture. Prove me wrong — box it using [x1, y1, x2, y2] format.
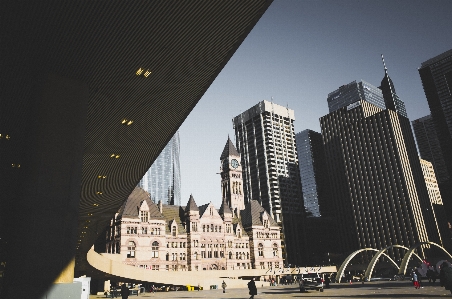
[419, 49, 452, 220]
[295, 129, 329, 217]
[320, 99, 442, 260]
[379, 55, 408, 118]
[233, 100, 304, 265]
[327, 80, 386, 113]
[138, 131, 181, 205]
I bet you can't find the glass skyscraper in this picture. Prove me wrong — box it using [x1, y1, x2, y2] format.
[138, 131, 181, 205]
[327, 80, 386, 113]
[295, 129, 329, 218]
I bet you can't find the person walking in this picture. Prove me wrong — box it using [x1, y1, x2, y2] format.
[412, 271, 419, 289]
[222, 280, 227, 293]
[248, 278, 257, 299]
[120, 284, 129, 299]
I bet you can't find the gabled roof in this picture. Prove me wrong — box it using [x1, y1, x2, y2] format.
[117, 187, 164, 219]
[220, 136, 240, 160]
[240, 200, 278, 228]
[185, 194, 199, 212]
[161, 205, 186, 234]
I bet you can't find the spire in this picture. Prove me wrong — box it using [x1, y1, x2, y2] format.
[220, 136, 240, 160]
[379, 55, 407, 117]
[381, 54, 388, 75]
[185, 194, 199, 212]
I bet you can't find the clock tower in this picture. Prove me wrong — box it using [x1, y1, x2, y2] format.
[220, 136, 245, 212]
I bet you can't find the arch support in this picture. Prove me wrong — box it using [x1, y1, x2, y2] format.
[399, 242, 452, 275]
[336, 248, 377, 283]
[364, 245, 422, 280]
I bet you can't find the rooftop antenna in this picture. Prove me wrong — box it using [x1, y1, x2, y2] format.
[381, 54, 388, 75]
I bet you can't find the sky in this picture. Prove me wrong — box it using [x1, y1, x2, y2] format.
[176, 0, 452, 208]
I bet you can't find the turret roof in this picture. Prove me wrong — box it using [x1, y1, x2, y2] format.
[185, 194, 199, 212]
[220, 136, 240, 160]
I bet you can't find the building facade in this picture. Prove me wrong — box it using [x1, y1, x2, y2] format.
[295, 129, 329, 218]
[233, 100, 304, 265]
[327, 80, 386, 113]
[104, 188, 283, 271]
[320, 97, 441, 260]
[412, 115, 450, 185]
[419, 49, 452, 221]
[419, 159, 451, 250]
[138, 131, 181, 205]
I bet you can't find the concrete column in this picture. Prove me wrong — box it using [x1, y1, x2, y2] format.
[3, 73, 88, 298]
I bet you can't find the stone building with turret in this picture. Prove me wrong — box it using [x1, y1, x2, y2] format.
[104, 188, 282, 271]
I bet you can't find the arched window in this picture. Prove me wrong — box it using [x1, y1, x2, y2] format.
[273, 243, 278, 257]
[152, 241, 159, 258]
[247, 252, 250, 259]
[194, 252, 198, 260]
[229, 252, 233, 259]
[166, 253, 169, 261]
[127, 241, 136, 258]
[258, 243, 263, 257]
[172, 226, 177, 237]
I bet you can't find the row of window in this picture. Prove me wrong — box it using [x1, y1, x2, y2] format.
[126, 226, 162, 235]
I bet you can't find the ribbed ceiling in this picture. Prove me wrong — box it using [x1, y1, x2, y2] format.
[0, 0, 272, 274]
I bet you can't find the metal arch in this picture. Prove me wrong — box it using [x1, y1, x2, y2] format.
[336, 248, 378, 283]
[364, 245, 422, 280]
[399, 242, 452, 275]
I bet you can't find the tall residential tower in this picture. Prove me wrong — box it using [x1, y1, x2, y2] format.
[233, 100, 304, 265]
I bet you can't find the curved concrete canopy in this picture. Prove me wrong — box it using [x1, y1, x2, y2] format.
[398, 242, 452, 275]
[0, 1, 273, 297]
[336, 248, 399, 283]
[364, 245, 422, 280]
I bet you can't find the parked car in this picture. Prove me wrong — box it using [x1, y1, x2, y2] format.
[299, 273, 324, 292]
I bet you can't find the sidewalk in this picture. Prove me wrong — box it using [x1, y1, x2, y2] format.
[90, 281, 452, 298]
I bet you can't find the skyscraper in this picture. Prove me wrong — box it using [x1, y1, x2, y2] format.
[233, 100, 304, 265]
[295, 129, 329, 218]
[320, 66, 442, 259]
[419, 49, 452, 220]
[321, 99, 441, 258]
[139, 131, 181, 205]
[327, 80, 386, 113]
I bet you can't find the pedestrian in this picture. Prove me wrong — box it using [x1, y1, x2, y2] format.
[411, 271, 419, 289]
[415, 269, 423, 288]
[222, 280, 227, 293]
[248, 278, 257, 299]
[325, 276, 330, 288]
[120, 283, 129, 299]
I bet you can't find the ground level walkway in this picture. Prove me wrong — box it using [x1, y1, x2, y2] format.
[90, 280, 452, 298]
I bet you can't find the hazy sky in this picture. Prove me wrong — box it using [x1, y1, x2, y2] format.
[176, 0, 452, 208]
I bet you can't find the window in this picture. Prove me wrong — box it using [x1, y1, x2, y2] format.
[166, 253, 169, 261]
[172, 226, 176, 237]
[229, 252, 233, 259]
[152, 265, 159, 271]
[273, 243, 278, 257]
[140, 211, 148, 222]
[127, 241, 136, 258]
[258, 243, 263, 257]
[141, 227, 147, 234]
[203, 225, 205, 232]
[152, 241, 159, 258]
[194, 252, 198, 260]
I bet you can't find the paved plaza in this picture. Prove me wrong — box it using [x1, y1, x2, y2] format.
[90, 281, 452, 298]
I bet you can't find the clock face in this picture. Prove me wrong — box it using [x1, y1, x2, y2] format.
[231, 159, 239, 169]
